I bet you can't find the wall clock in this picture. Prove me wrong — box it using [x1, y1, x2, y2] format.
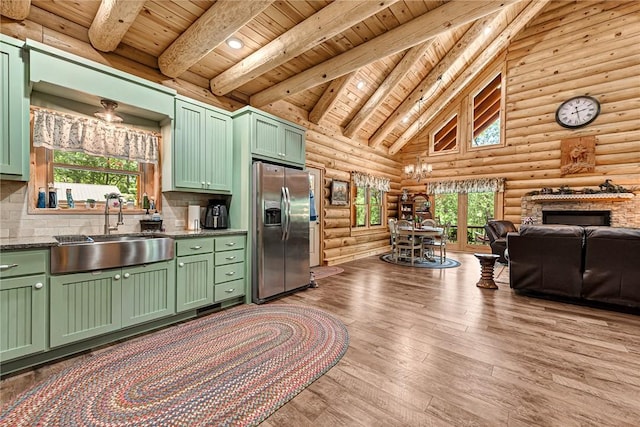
[555, 95, 601, 129]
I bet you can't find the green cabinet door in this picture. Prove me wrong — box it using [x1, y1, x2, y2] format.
[248, 110, 306, 167]
[50, 270, 122, 347]
[283, 124, 306, 165]
[204, 108, 233, 192]
[0, 274, 47, 361]
[121, 260, 176, 327]
[253, 114, 282, 159]
[172, 97, 233, 193]
[176, 253, 213, 312]
[174, 99, 207, 190]
[0, 35, 28, 180]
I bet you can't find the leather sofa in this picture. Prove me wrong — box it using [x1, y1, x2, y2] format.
[507, 225, 640, 309]
[484, 220, 518, 263]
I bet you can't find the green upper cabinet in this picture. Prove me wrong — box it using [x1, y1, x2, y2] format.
[165, 96, 233, 193]
[0, 35, 29, 180]
[234, 106, 306, 167]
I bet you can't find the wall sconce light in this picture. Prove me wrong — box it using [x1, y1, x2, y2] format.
[94, 99, 123, 123]
[404, 156, 432, 182]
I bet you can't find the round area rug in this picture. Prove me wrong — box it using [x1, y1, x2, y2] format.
[0, 304, 349, 427]
[379, 253, 461, 269]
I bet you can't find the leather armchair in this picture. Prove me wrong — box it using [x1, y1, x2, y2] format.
[484, 220, 517, 263]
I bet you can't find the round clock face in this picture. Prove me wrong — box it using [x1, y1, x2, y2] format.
[555, 96, 601, 129]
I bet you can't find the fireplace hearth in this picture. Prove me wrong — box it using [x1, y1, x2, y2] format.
[543, 210, 611, 226]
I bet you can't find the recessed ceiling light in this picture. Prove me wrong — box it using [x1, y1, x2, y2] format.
[226, 37, 244, 49]
[402, 116, 409, 123]
[356, 80, 365, 90]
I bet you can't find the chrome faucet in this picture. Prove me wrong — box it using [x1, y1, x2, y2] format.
[104, 193, 124, 234]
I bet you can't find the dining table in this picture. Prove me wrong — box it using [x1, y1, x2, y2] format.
[396, 225, 444, 262]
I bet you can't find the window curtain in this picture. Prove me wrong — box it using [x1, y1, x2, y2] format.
[32, 108, 159, 164]
[352, 171, 390, 192]
[426, 178, 505, 194]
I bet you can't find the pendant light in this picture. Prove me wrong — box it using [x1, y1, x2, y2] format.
[94, 99, 124, 123]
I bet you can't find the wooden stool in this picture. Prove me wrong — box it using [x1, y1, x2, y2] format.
[473, 253, 501, 289]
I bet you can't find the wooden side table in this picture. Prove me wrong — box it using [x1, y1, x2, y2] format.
[473, 253, 501, 289]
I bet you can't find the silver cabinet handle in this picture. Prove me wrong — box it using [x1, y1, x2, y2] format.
[225, 288, 235, 293]
[225, 271, 235, 276]
[225, 242, 235, 246]
[114, 274, 121, 280]
[207, 182, 211, 187]
[0, 264, 19, 270]
[123, 273, 130, 279]
[34, 282, 44, 289]
[191, 245, 202, 250]
[225, 256, 236, 260]
[179, 262, 185, 267]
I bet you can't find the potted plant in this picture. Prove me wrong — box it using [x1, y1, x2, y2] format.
[86, 199, 96, 209]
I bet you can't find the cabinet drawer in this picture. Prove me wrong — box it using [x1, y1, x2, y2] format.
[215, 263, 244, 284]
[215, 235, 245, 251]
[214, 279, 245, 302]
[0, 250, 47, 278]
[214, 249, 245, 266]
[176, 238, 214, 256]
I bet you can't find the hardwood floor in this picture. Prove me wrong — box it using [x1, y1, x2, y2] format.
[263, 252, 640, 426]
[3, 252, 640, 426]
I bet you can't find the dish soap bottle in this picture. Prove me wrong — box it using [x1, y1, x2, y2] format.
[66, 188, 75, 208]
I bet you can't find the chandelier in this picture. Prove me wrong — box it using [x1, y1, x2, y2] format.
[404, 156, 432, 181]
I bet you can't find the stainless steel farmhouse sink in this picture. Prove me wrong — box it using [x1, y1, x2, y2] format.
[50, 234, 175, 274]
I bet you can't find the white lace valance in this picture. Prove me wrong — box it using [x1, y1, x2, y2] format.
[32, 108, 159, 164]
[427, 178, 505, 194]
[352, 171, 390, 192]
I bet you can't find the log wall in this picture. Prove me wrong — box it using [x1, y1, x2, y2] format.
[400, 0, 640, 226]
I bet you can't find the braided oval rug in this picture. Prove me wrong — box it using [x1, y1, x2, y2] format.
[1, 304, 349, 426]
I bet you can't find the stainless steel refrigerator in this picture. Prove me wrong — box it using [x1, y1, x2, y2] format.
[252, 161, 310, 303]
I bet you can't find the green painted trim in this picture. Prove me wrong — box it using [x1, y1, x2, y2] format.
[25, 39, 176, 119]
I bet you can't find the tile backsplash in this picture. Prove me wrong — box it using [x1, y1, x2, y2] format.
[0, 180, 214, 239]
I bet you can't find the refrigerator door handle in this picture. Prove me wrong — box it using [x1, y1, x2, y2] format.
[281, 186, 288, 240]
[284, 186, 292, 240]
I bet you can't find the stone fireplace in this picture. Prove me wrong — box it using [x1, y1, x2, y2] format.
[521, 193, 639, 228]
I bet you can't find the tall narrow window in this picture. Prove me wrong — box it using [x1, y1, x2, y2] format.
[432, 114, 458, 153]
[353, 186, 384, 228]
[472, 73, 502, 147]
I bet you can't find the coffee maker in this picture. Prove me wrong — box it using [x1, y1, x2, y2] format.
[203, 199, 229, 229]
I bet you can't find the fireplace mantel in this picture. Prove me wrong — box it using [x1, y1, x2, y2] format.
[530, 193, 635, 203]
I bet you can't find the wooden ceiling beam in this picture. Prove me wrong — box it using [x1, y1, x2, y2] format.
[88, 0, 146, 52]
[388, 0, 550, 154]
[0, 0, 30, 20]
[210, 0, 398, 96]
[250, 0, 521, 108]
[343, 40, 435, 140]
[309, 71, 357, 125]
[158, 0, 274, 78]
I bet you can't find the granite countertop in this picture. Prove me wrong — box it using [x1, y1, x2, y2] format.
[0, 229, 248, 251]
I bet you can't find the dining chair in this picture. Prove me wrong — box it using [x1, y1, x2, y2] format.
[395, 219, 422, 264]
[388, 218, 398, 257]
[422, 222, 449, 263]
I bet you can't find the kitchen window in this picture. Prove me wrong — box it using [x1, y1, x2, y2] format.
[29, 107, 160, 212]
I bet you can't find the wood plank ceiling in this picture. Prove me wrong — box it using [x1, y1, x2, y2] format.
[3, 0, 548, 154]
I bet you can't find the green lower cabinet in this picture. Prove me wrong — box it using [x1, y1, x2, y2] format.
[50, 270, 122, 348]
[176, 253, 214, 312]
[214, 279, 245, 302]
[120, 260, 176, 328]
[0, 274, 47, 361]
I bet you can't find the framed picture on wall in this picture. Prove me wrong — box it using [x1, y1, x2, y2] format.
[331, 180, 349, 206]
